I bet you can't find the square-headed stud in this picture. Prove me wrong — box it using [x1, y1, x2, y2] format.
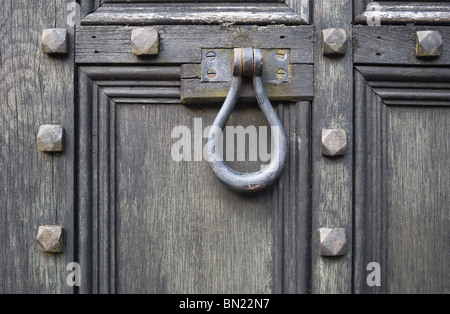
[42, 28, 68, 55]
[321, 129, 348, 157]
[319, 228, 347, 257]
[322, 28, 347, 57]
[37, 226, 64, 253]
[131, 27, 159, 56]
[37, 125, 64, 152]
[416, 30, 443, 58]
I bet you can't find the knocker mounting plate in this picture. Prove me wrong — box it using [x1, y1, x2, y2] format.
[180, 48, 313, 105]
[201, 49, 291, 84]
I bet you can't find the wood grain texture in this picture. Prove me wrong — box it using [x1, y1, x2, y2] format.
[77, 66, 311, 294]
[312, 0, 353, 294]
[76, 25, 314, 65]
[82, 1, 309, 25]
[354, 66, 450, 294]
[354, 26, 450, 65]
[0, 0, 75, 293]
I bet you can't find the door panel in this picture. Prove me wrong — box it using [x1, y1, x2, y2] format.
[77, 66, 311, 293]
[386, 107, 449, 294]
[354, 67, 450, 294]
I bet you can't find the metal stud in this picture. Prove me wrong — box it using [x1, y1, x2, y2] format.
[36, 226, 64, 253]
[318, 228, 347, 257]
[416, 30, 443, 58]
[37, 125, 64, 152]
[131, 27, 159, 56]
[322, 28, 347, 57]
[321, 129, 348, 157]
[42, 28, 68, 55]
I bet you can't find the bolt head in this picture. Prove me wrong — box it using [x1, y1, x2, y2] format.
[276, 68, 288, 80]
[42, 28, 68, 55]
[322, 129, 348, 157]
[131, 27, 159, 56]
[37, 226, 63, 253]
[322, 28, 347, 57]
[37, 125, 64, 152]
[319, 228, 347, 257]
[416, 31, 443, 57]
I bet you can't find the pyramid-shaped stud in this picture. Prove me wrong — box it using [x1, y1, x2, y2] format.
[42, 28, 68, 55]
[322, 28, 347, 57]
[37, 125, 64, 152]
[37, 226, 64, 253]
[131, 27, 159, 56]
[416, 31, 443, 58]
[321, 129, 348, 157]
[319, 228, 347, 257]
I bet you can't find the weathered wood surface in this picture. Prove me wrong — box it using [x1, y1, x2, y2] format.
[83, 1, 309, 25]
[78, 65, 311, 292]
[0, 0, 76, 293]
[355, 1, 450, 25]
[312, 0, 353, 294]
[354, 26, 450, 65]
[76, 25, 314, 65]
[354, 66, 450, 293]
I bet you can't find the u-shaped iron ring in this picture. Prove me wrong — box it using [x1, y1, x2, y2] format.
[206, 48, 288, 192]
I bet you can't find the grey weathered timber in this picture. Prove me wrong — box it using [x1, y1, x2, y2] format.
[82, 1, 310, 25]
[354, 66, 450, 294]
[77, 66, 311, 293]
[355, 1, 450, 25]
[312, 0, 353, 294]
[354, 26, 450, 65]
[0, 0, 75, 293]
[76, 25, 314, 65]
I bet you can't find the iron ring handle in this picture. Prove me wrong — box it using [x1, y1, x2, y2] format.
[207, 48, 288, 192]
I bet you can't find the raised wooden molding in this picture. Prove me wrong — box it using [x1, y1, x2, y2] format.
[355, 2, 450, 25]
[353, 66, 450, 294]
[82, 1, 310, 25]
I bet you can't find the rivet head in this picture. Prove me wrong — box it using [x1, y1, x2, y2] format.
[416, 30, 443, 58]
[37, 125, 64, 152]
[321, 129, 348, 157]
[42, 28, 68, 55]
[319, 228, 347, 257]
[37, 226, 64, 253]
[322, 28, 347, 57]
[131, 27, 159, 56]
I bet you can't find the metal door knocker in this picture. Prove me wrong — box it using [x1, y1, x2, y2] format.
[207, 48, 288, 193]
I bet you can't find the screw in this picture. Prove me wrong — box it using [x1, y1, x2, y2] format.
[37, 226, 64, 253]
[276, 69, 287, 80]
[131, 27, 159, 56]
[318, 228, 347, 257]
[206, 50, 217, 61]
[275, 50, 287, 60]
[321, 129, 348, 157]
[207, 69, 218, 79]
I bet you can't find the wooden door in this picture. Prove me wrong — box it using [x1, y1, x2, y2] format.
[76, 0, 313, 294]
[1, 0, 449, 294]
